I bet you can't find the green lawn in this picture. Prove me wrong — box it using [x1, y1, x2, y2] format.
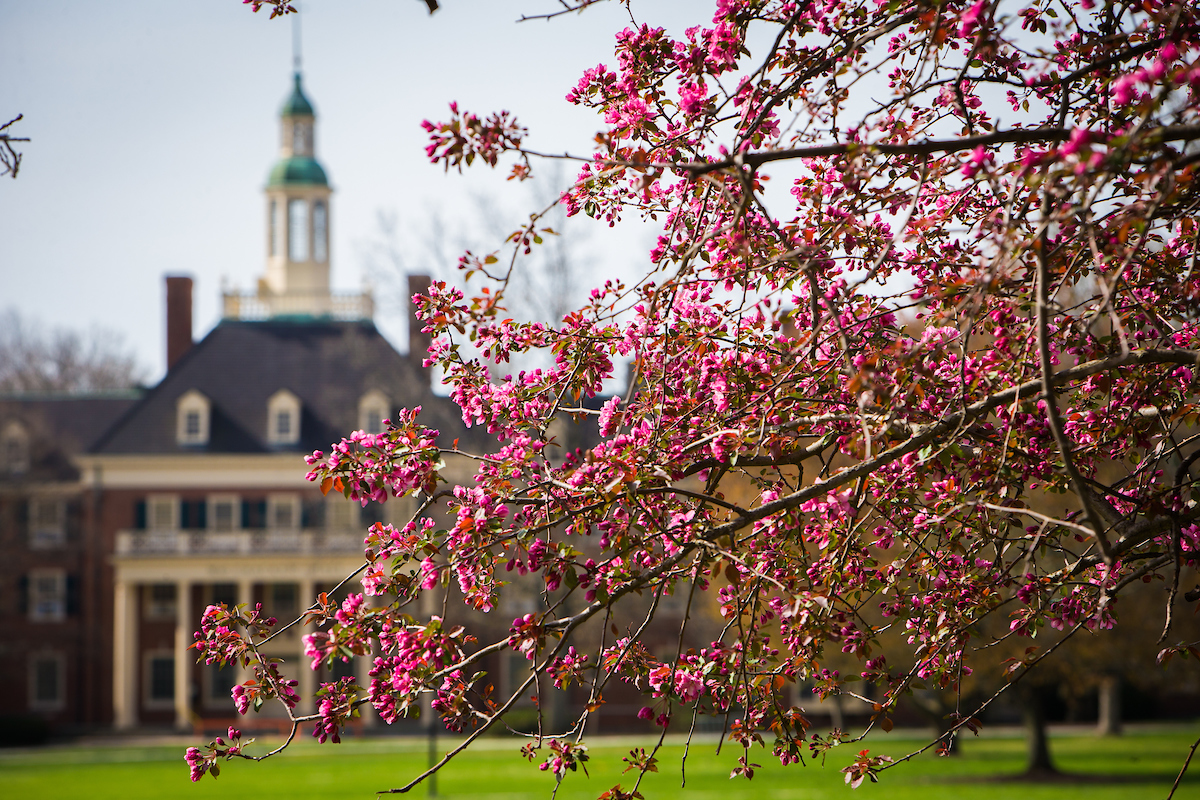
[2, 726, 1199, 799]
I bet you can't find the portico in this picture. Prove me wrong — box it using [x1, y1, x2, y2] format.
[111, 537, 366, 731]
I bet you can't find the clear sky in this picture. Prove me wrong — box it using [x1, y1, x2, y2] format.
[1, 0, 693, 381]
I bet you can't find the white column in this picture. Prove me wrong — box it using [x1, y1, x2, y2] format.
[113, 578, 138, 730]
[236, 579, 255, 695]
[238, 579, 254, 612]
[174, 579, 193, 731]
[296, 578, 317, 715]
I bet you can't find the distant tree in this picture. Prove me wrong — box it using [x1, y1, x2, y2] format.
[363, 165, 594, 375]
[192, 0, 1200, 795]
[0, 309, 145, 394]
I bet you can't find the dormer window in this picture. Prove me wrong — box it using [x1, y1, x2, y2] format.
[176, 390, 211, 446]
[358, 390, 390, 435]
[267, 389, 301, 446]
[2, 420, 30, 474]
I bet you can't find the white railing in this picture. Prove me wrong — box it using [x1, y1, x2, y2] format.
[116, 528, 362, 556]
[221, 291, 374, 321]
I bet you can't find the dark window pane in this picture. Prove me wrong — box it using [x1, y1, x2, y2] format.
[150, 657, 174, 701]
[210, 663, 236, 701]
[332, 656, 356, 683]
[212, 583, 238, 606]
[35, 659, 59, 703]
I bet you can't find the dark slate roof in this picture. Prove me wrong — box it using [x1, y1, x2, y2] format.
[0, 394, 142, 481]
[90, 319, 486, 455]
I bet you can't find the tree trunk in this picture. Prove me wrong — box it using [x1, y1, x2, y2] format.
[1019, 685, 1057, 776]
[1096, 674, 1122, 737]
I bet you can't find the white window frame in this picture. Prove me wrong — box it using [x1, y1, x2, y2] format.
[30, 495, 67, 550]
[325, 495, 358, 531]
[147, 494, 179, 532]
[207, 494, 240, 533]
[143, 650, 176, 710]
[267, 493, 301, 531]
[267, 389, 301, 446]
[176, 390, 211, 446]
[28, 568, 67, 623]
[2, 420, 30, 474]
[28, 651, 66, 712]
[357, 389, 390, 435]
[288, 198, 309, 262]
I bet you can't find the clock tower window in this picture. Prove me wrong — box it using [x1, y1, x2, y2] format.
[288, 198, 309, 262]
[313, 200, 327, 263]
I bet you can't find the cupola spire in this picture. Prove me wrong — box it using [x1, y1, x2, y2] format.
[220, 66, 372, 322]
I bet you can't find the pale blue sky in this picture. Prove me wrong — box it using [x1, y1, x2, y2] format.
[1, 1, 693, 381]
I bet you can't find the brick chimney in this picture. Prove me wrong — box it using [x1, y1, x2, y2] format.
[408, 274, 432, 379]
[165, 276, 194, 371]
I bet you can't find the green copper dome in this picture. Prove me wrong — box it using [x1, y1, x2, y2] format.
[267, 156, 328, 187]
[280, 72, 315, 117]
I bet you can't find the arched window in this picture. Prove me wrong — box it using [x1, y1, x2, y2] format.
[292, 121, 310, 155]
[267, 389, 301, 446]
[2, 420, 30, 474]
[357, 390, 390, 435]
[269, 199, 280, 257]
[175, 390, 211, 446]
[288, 198, 308, 262]
[313, 200, 328, 264]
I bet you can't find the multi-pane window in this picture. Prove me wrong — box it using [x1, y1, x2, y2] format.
[269, 495, 299, 531]
[358, 391, 390, 436]
[30, 496, 66, 549]
[269, 583, 299, 621]
[28, 569, 66, 622]
[267, 390, 301, 446]
[145, 583, 177, 620]
[149, 496, 177, 530]
[325, 496, 357, 531]
[209, 496, 238, 532]
[211, 583, 239, 607]
[147, 655, 175, 705]
[29, 654, 64, 710]
[176, 391, 210, 445]
[288, 198, 308, 262]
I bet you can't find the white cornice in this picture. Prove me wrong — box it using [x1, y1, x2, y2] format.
[75, 453, 315, 489]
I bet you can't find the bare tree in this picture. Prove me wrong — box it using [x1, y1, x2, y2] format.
[1, 115, 28, 179]
[0, 309, 146, 394]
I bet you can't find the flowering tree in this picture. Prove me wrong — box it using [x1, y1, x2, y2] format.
[192, 0, 1200, 793]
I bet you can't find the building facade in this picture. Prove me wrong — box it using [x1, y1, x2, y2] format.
[1, 72, 477, 735]
[0, 394, 139, 734]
